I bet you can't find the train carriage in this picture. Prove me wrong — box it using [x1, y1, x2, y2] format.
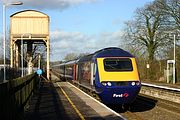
[53, 60, 76, 81]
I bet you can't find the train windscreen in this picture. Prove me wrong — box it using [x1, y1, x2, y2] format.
[103, 58, 133, 71]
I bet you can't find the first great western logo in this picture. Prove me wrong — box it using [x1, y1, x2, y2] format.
[113, 93, 129, 98]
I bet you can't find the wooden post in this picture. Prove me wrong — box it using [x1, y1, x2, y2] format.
[46, 36, 50, 80]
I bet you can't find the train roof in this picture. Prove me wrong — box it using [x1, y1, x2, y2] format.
[94, 47, 134, 57]
[64, 60, 77, 65]
[52, 59, 77, 67]
[78, 47, 134, 62]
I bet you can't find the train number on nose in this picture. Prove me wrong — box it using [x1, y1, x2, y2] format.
[113, 93, 129, 98]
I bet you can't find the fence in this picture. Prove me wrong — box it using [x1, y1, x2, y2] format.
[0, 73, 38, 120]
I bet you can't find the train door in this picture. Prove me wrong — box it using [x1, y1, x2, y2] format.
[73, 64, 76, 80]
[90, 62, 97, 86]
[76, 64, 79, 82]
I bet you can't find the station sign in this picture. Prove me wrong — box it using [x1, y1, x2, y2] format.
[37, 69, 43, 75]
[167, 60, 175, 64]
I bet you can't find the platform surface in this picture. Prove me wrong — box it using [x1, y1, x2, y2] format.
[24, 74, 125, 120]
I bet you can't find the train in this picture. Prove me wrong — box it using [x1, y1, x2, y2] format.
[53, 47, 141, 105]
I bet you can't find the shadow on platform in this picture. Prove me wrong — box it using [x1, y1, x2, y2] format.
[24, 81, 72, 120]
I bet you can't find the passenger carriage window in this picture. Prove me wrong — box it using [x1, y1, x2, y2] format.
[103, 58, 133, 71]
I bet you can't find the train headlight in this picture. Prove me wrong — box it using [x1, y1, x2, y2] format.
[131, 81, 141, 86]
[101, 82, 112, 86]
[101, 82, 107, 86]
[107, 82, 112, 86]
[131, 82, 135, 86]
[136, 81, 140, 86]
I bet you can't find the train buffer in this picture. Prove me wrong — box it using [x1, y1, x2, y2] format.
[24, 74, 125, 120]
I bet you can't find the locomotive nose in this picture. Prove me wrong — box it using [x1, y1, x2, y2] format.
[98, 85, 141, 104]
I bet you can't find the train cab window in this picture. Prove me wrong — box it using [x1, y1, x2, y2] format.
[103, 58, 133, 71]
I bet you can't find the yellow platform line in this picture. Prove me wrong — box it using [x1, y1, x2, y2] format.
[57, 83, 85, 120]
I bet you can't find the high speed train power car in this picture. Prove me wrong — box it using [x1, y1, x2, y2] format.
[53, 47, 141, 105]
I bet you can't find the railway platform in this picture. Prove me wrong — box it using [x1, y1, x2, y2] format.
[24, 74, 125, 120]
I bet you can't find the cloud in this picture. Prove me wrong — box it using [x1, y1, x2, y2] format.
[50, 30, 123, 61]
[7, 0, 98, 10]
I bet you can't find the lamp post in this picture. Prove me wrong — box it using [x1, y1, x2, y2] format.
[2, 1, 23, 82]
[173, 34, 176, 84]
[21, 33, 31, 77]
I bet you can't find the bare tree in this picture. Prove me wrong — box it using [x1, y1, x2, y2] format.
[123, 1, 173, 80]
[64, 52, 90, 61]
[157, 0, 180, 30]
[125, 2, 171, 59]
[23, 44, 46, 67]
[64, 53, 78, 61]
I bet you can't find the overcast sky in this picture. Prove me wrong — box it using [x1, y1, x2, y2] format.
[0, 0, 153, 61]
